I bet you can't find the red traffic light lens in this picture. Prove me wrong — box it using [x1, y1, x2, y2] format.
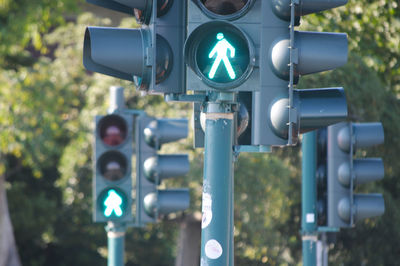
[99, 115, 128, 147]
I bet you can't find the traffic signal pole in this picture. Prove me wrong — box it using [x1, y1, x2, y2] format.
[106, 86, 126, 266]
[200, 92, 235, 266]
[302, 131, 318, 266]
[106, 222, 125, 266]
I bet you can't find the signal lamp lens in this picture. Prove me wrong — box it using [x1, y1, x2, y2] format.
[99, 115, 128, 146]
[98, 151, 128, 181]
[98, 188, 128, 218]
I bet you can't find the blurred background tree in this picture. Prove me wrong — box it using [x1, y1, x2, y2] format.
[0, 0, 399, 265]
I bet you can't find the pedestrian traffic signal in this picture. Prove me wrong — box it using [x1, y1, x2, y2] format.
[93, 114, 133, 222]
[186, 1, 349, 146]
[83, 0, 186, 94]
[327, 122, 385, 228]
[136, 115, 190, 225]
[185, 2, 256, 90]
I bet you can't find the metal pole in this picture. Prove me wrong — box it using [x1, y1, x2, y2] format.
[200, 92, 235, 266]
[302, 131, 318, 266]
[106, 87, 126, 266]
[106, 222, 125, 266]
[108, 86, 126, 113]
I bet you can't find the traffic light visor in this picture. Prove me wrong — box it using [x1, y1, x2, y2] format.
[83, 27, 151, 84]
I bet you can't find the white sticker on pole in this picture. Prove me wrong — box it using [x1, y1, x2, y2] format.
[306, 213, 315, 223]
[202, 193, 213, 229]
[205, 239, 223, 259]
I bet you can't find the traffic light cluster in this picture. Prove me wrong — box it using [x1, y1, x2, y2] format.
[93, 112, 190, 224]
[316, 122, 385, 228]
[186, 1, 349, 147]
[83, 0, 351, 147]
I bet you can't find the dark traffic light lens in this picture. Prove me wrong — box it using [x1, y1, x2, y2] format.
[196, 28, 250, 84]
[200, 0, 250, 16]
[99, 115, 128, 147]
[98, 151, 128, 181]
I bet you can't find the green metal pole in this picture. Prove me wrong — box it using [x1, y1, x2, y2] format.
[302, 131, 318, 266]
[106, 222, 125, 266]
[200, 92, 235, 266]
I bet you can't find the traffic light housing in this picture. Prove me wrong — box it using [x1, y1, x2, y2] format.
[327, 122, 385, 228]
[83, 0, 186, 94]
[186, 1, 349, 147]
[93, 113, 133, 222]
[136, 115, 190, 225]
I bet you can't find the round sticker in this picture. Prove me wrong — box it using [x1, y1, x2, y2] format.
[205, 239, 223, 259]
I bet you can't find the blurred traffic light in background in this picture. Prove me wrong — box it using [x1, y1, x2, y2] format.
[327, 122, 385, 228]
[135, 115, 190, 226]
[93, 114, 133, 222]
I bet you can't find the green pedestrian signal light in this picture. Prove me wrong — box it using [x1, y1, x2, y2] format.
[185, 21, 254, 90]
[98, 188, 128, 219]
[207, 32, 237, 80]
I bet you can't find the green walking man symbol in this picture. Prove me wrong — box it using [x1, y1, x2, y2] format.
[104, 189, 123, 217]
[208, 33, 236, 80]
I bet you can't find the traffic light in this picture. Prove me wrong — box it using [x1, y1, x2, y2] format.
[93, 113, 133, 222]
[135, 115, 190, 225]
[316, 128, 327, 226]
[186, 1, 349, 146]
[83, 0, 186, 94]
[327, 122, 385, 228]
[185, 1, 258, 91]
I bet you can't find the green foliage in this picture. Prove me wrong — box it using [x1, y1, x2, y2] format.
[0, 0, 80, 70]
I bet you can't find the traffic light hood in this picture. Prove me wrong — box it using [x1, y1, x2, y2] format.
[271, 0, 348, 21]
[270, 31, 348, 81]
[83, 27, 150, 82]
